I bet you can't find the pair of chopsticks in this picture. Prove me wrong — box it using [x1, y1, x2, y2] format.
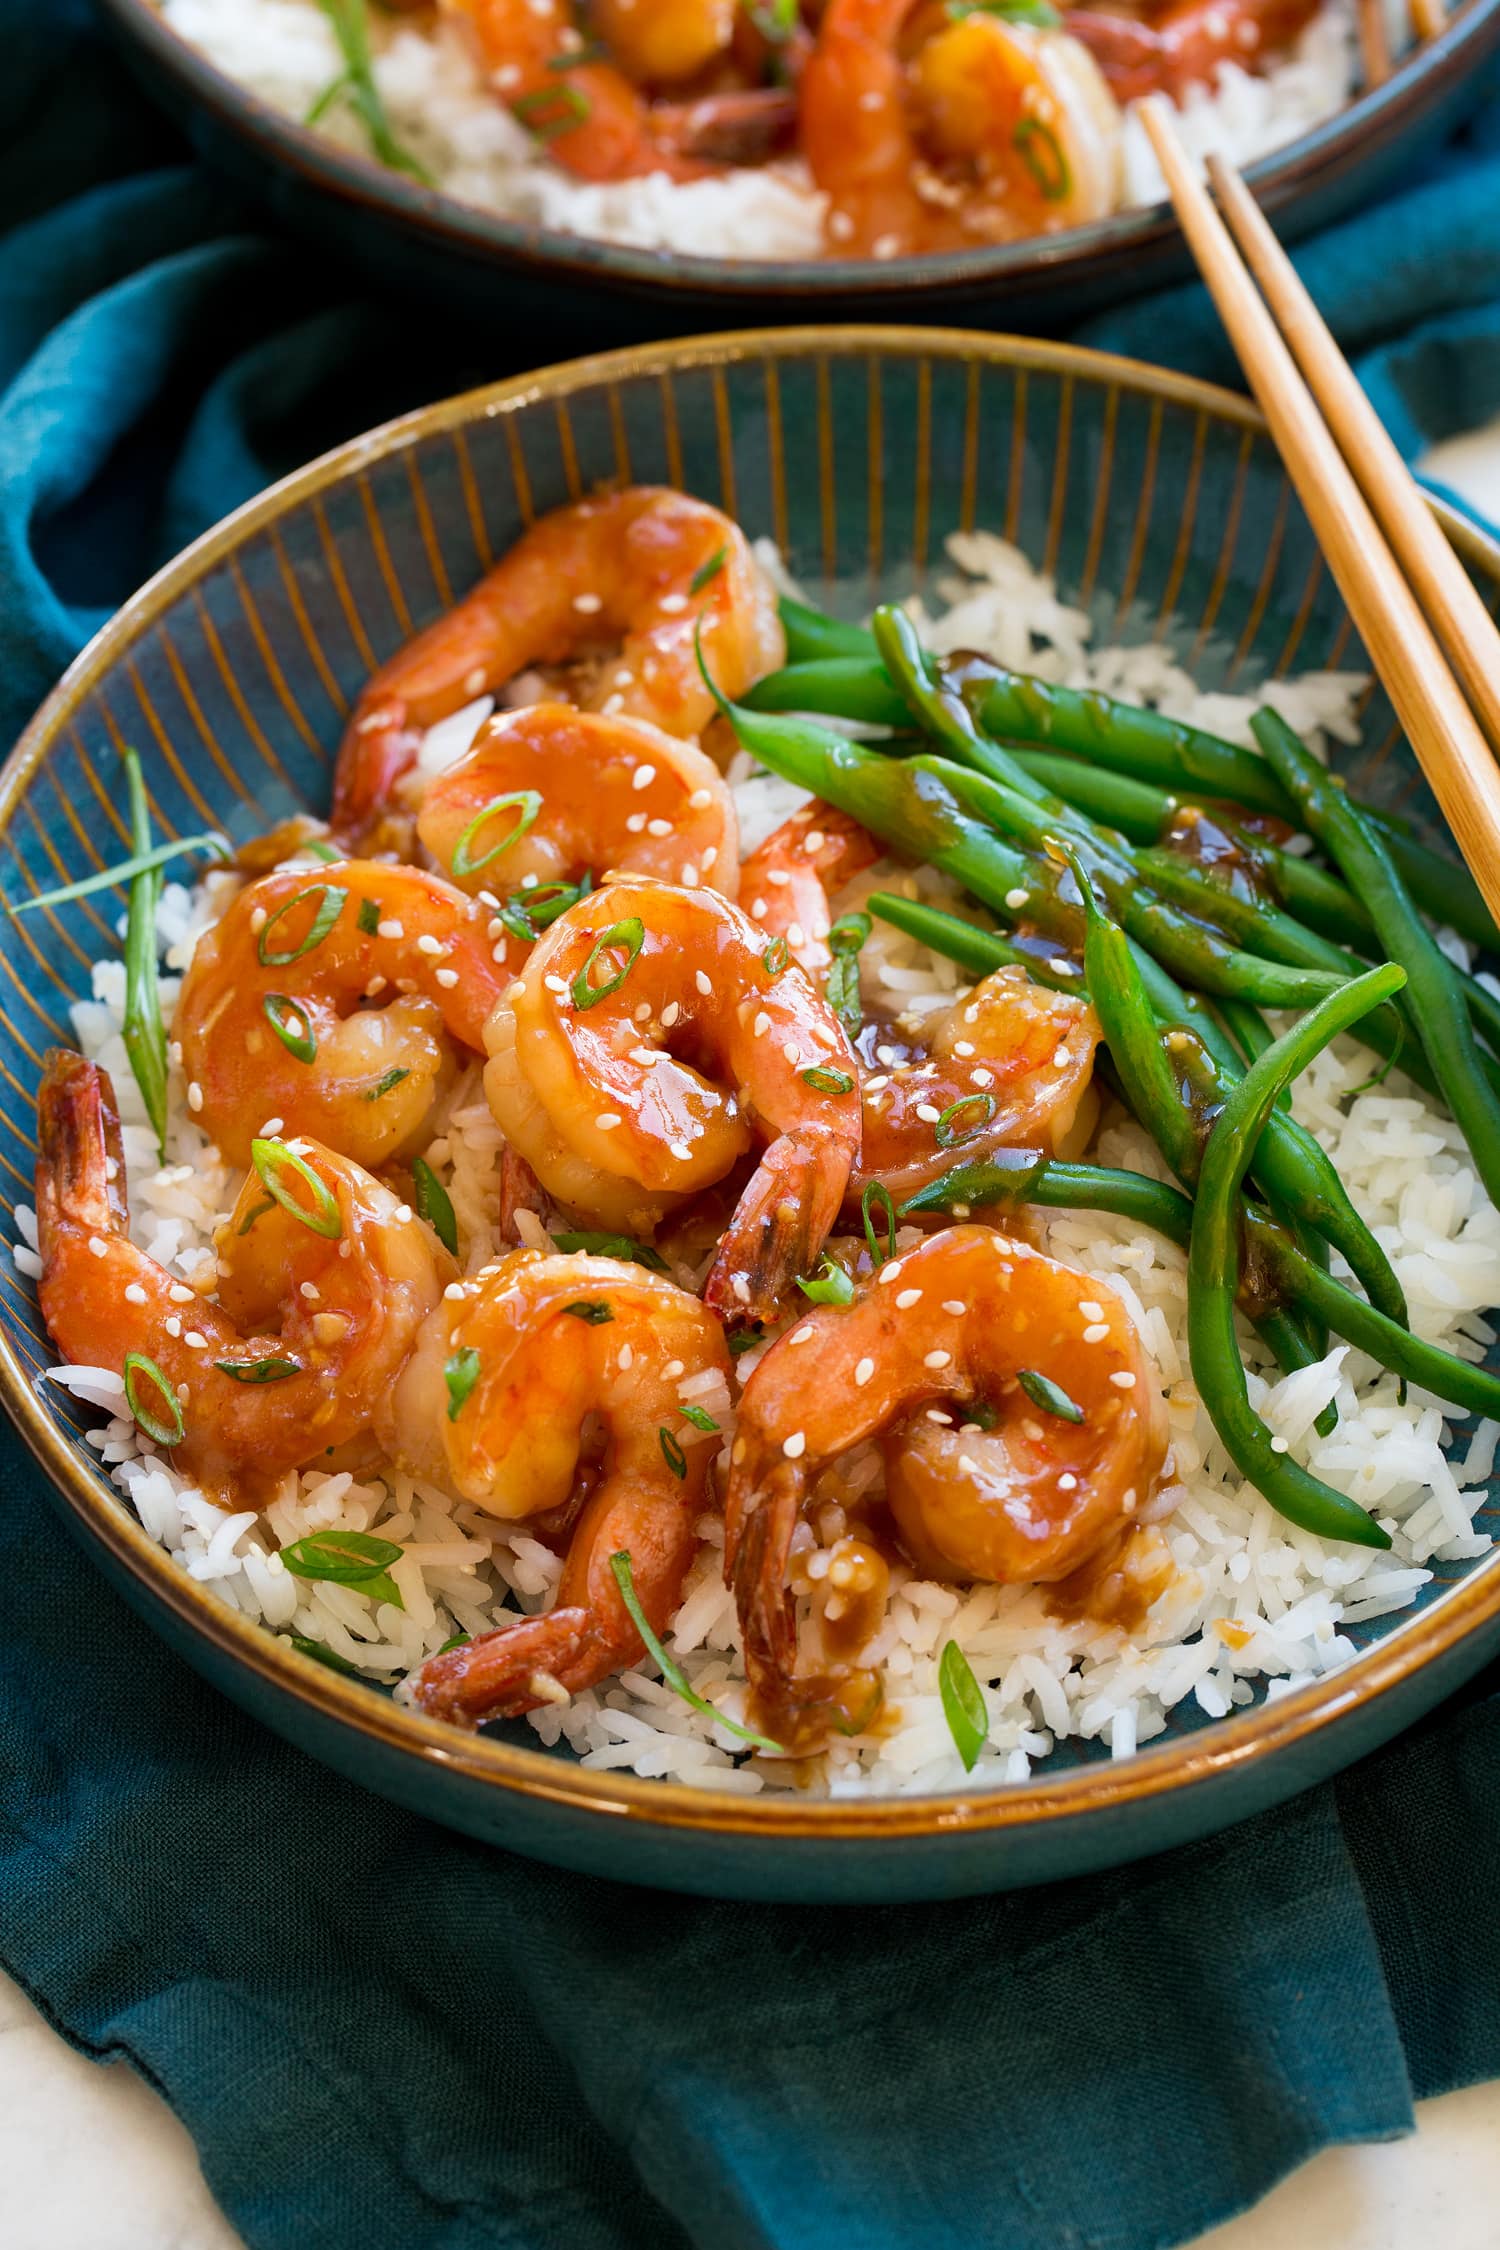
[1358, 0, 1445, 91]
[1139, 100, 1500, 929]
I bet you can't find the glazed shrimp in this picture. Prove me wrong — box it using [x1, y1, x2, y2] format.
[739, 801, 880, 979]
[724, 1223, 1167, 1739]
[392, 1250, 730, 1725]
[483, 876, 861, 1320]
[1066, 0, 1320, 102]
[856, 962, 1101, 1203]
[174, 861, 508, 1169]
[801, 0, 1122, 257]
[415, 703, 739, 903]
[590, 0, 738, 83]
[331, 487, 784, 847]
[36, 1051, 450, 1505]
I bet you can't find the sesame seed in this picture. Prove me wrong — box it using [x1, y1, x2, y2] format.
[877, 1261, 904, 1286]
[165, 1316, 182, 1339]
[573, 592, 603, 614]
[416, 933, 444, 957]
[619, 1343, 634, 1370]
[658, 591, 689, 614]
[168, 1282, 194, 1304]
[1047, 958, 1073, 978]
[956, 1455, 980, 1477]
[782, 1041, 800, 1066]
[662, 1002, 680, 1029]
[854, 1358, 875, 1386]
[1057, 1473, 1078, 1492]
[124, 1283, 148, 1306]
[695, 970, 712, 996]
[364, 974, 388, 998]
[632, 764, 656, 792]
[951, 1203, 970, 1219]
[895, 1288, 923, 1309]
[647, 818, 672, 838]
[926, 1409, 952, 1425]
[250, 906, 268, 934]
[378, 919, 404, 940]
[953, 1041, 975, 1058]
[680, 863, 698, 886]
[168, 1042, 183, 1068]
[299, 1281, 320, 1300]
[1269, 1434, 1288, 1453]
[701, 848, 717, 872]
[731, 1436, 747, 1464]
[864, 1074, 889, 1093]
[971, 1069, 994, 1090]
[1084, 1323, 1110, 1344]
[804, 829, 826, 852]
[626, 812, 648, 834]
[753, 1011, 771, 1038]
[492, 944, 510, 964]
[1004, 889, 1029, 910]
[924, 1350, 951, 1370]
[750, 896, 769, 919]
[393, 1205, 413, 1224]
[187, 1083, 204, 1113]
[1110, 1370, 1137, 1389]
[942, 1300, 967, 1315]
[783, 1432, 806, 1459]
[544, 974, 568, 994]
[732, 1276, 751, 1304]
[1053, 1046, 1071, 1068]
[184, 1331, 208, 1351]
[506, 981, 527, 1002]
[634, 1001, 652, 1022]
[1079, 1301, 1104, 1321]
[766, 869, 792, 889]
[434, 967, 459, 989]
[876, 1045, 897, 1066]
[596, 1112, 622, 1131]
[915, 1102, 941, 1124]
[487, 918, 505, 940]
[789, 1325, 815, 1345]
[86, 1234, 107, 1259]
[665, 1360, 684, 1378]
[670, 1141, 691, 1160]
[688, 787, 713, 809]
[443, 1282, 466, 1301]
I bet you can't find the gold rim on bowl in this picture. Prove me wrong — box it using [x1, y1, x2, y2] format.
[6, 325, 1500, 1846]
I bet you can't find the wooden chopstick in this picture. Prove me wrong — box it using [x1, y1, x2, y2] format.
[1206, 151, 1500, 762]
[1355, 0, 1392, 85]
[1139, 98, 1500, 927]
[1410, 0, 1446, 38]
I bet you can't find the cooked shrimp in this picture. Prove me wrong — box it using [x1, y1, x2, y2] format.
[483, 875, 861, 1321]
[331, 487, 784, 847]
[392, 1249, 730, 1725]
[590, 0, 738, 83]
[724, 1223, 1167, 1740]
[174, 860, 508, 1169]
[856, 962, 1100, 1203]
[739, 801, 880, 979]
[415, 703, 739, 903]
[1066, 0, 1320, 102]
[801, 0, 1122, 257]
[36, 1050, 450, 1505]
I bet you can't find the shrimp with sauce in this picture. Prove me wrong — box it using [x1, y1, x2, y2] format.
[414, 703, 740, 903]
[174, 860, 508, 1170]
[855, 961, 1101, 1204]
[483, 875, 861, 1321]
[724, 1223, 1167, 1744]
[331, 487, 784, 848]
[393, 1249, 730, 1724]
[36, 1050, 451, 1505]
[739, 801, 880, 980]
[1065, 0, 1321, 103]
[800, 0, 1123, 257]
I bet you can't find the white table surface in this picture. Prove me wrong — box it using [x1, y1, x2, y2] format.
[7, 419, 1500, 2250]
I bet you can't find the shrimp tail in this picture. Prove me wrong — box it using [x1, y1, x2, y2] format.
[704, 1122, 853, 1326]
[408, 1607, 595, 1728]
[498, 1147, 550, 1247]
[329, 694, 425, 851]
[36, 1049, 126, 1245]
[725, 1465, 801, 1684]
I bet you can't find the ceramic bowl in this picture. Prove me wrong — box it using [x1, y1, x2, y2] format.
[98, 0, 1500, 336]
[6, 327, 1500, 1902]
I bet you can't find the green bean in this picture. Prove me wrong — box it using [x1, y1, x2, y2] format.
[902, 1154, 1500, 1420]
[777, 597, 877, 665]
[1255, 709, 1500, 1208]
[745, 656, 913, 730]
[1189, 962, 1408, 1549]
[870, 889, 1407, 1332]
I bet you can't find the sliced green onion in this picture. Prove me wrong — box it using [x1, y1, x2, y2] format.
[363, 1066, 410, 1101]
[6, 830, 229, 915]
[311, 0, 434, 179]
[938, 1640, 989, 1771]
[934, 1091, 998, 1149]
[291, 1635, 362, 1676]
[797, 1256, 855, 1306]
[498, 873, 593, 943]
[357, 895, 381, 936]
[1013, 116, 1071, 202]
[762, 935, 790, 976]
[564, 1300, 614, 1324]
[962, 1400, 999, 1431]
[609, 1549, 784, 1753]
[571, 916, 645, 1010]
[444, 1346, 481, 1421]
[744, 0, 799, 40]
[214, 1355, 301, 1384]
[801, 1064, 854, 1095]
[829, 910, 872, 956]
[451, 789, 543, 880]
[436, 1629, 471, 1654]
[121, 749, 170, 1163]
[257, 883, 347, 967]
[123, 1351, 184, 1447]
[411, 1156, 457, 1255]
[825, 910, 871, 1039]
[281, 1527, 404, 1610]
[550, 1229, 669, 1273]
[862, 1180, 898, 1267]
[302, 839, 342, 864]
[512, 83, 592, 140]
[689, 545, 728, 596]
[250, 1137, 343, 1239]
[659, 1426, 688, 1480]
[678, 1404, 720, 1433]
[262, 993, 317, 1065]
[1016, 1368, 1085, 1424]
[728, 1328, 763, 1356]
[947, 0, 1061, 21]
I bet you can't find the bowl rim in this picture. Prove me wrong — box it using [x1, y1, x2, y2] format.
[8, 322, 1500, 1847]
[100, 0, 1500, 299]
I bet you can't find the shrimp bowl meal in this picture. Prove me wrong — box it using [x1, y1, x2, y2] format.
[143, 0, 1430, 265]
[8, 334, 1500, 1896]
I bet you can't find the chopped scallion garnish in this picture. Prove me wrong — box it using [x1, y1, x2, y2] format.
[689, 545, 727, 596]
[934, 1091, 997, 1149]
[262, 993, 317, 1065]
[861, 1180, 898, 1267]
[363, 1066, 410, 1101]
[258, 882, 347, 967]
[801, 1064, 854, 1095]
[550, 1229, 669, 1273]
[938, 1640, 989, 1771]
[123, 1351, 184, 1447]
[511, 83, 592, 141]
[411, 1156, 458, 1255]
[251, 1137, 343, 1239]
[659, 1425, 688, 1480]
[762, 935, 790, 976]
[214, 1355, 301, 1384]
[281, 1527, 404, 1610]
[1016, 1368, 1085, 1424]
[291, 1635, 363, 1676]
[6, 830, 229, 916]
[121, 750, 170, 1163]
[451, 790, 543, 880]
[310, 0, 434, 181]
[1012, 115, 1071, 202]
[609, 1549, 784, 1753]
[357, 895, 381, 936]
[444, 1346, 481, 1420]
[563, 1300, 614, 1324]
[797, 1256, 855, 1306]
[678, 1404, 719, 1433]
[571, 916, 645, 1011]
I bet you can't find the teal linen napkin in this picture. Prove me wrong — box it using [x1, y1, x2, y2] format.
[5, 9, 1500, 2248]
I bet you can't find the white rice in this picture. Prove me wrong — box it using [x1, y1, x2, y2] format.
[157, 0, 1392, 260]
[27, 529, 1500, 1797]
